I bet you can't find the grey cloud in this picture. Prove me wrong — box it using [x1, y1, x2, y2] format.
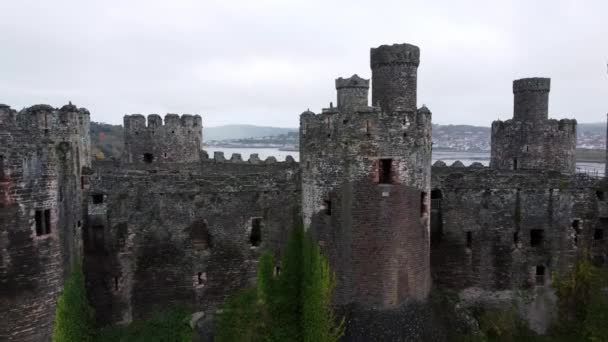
[0, 0, 606, 127]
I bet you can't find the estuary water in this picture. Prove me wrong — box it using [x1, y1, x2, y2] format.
[204, 147, 605, 177]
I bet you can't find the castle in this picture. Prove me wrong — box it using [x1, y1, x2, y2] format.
[1, 43, 606, 341]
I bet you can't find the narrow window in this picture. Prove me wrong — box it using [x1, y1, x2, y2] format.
[163, 152, 168, 158]
[466, 231, 472, 249]
[513, 158, 518, 170]
[420, 192, 428, 216]
[594, 228, 604, 241]
[143, 153, 154, 163]
[250, 218, 262, 246]
[35, 210, 44, 236]
[114, 276, 120, 291]
[365, 120, 370, 136]
[513, 231, 519, 244]
[596, 191, 605, 201]
[324, 199, 332, 216]
[572, 220, 581, 244]
[274, 266, 281, 277]
[81, 176, 85, 190]
[536, 265, 545, 285]
[379, 159, 392, 184]
[44, 209, 51, 234]
[0, 155, 5, 180]
[92, 193, 104, 204]
[530, 229, 544, 247]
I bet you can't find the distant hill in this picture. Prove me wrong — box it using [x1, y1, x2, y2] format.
[204, 125, 298, 141]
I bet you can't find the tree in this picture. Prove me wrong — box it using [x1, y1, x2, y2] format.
[215, 224, 344, 342]
[52, 264, 95, 342]
[552, 255, 608, 341]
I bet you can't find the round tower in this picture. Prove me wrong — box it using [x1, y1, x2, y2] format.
[370, 43, 420, 113]
[491, 78, 576, 173]
[513, 77, 550, 121]
[335, 74, 369, 112]
[302, 43, 431, 323]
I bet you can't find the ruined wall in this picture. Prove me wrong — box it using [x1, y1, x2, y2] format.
[302, 43, 432, 314]
[430, 162, 608, 332]
[0, 103, 90, 342]
[123, 114, 202, 164]
[86, 154, 300, 325]
[491, 78, 577, 174]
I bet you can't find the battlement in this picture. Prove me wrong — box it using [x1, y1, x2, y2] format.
[513, 77, 550, 93]
[123, 113, 203, 163]
[432, 160, 488, 168]
[124, 113, 202, 131]
[0, 103, 91, 139]
[370, 43, 420, 67]
[201, 152, 296, 164]
[335, 74, 370, 89]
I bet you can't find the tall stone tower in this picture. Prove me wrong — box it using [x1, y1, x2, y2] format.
[123, 114, 202, 163]
[0, 103, 90, 341]
[301, 43, 432, 318]
[491, 78, 576, 173]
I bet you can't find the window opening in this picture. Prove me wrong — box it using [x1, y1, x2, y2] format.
[530, 229, 544, 247]
[379, 159, 392, 184]
[366, 120, 371, 136]
[594, 228, 604, 241]
[536, 265, 545, 285]
[513, 231, 519, 244]
[143, 153, 154, 163]
[324, 199, 332, 216]
[114, 276, 120, 291]
[513, 158, 518, 170]
[0, 155, 4, 180]
[250, 218, 262, 246]
[274, 266, 281, 277]
[572, 220, 581, 244]
[197, 272, 206, 285]
[596, 191, 605, 201]
[466, 231, 472, 249]
[92, 193, 104, 204]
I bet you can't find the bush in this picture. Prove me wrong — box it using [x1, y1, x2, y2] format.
[215, 224, 344, 342]
[52, 264, 95, 342]
[552, 256, 608, 341]
[96, 306, 192, 342]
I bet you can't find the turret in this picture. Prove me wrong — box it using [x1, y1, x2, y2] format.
[335, 74, 369, 112]
[302, 43, 431, 321]
[491, 78, 576, 173]
[513, 77, 550, 121]
[370, 43, 420, 113]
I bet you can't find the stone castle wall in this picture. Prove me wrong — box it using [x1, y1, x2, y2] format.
[430, 162, 608, 332]
[0, 104, 90, 342]
[123, 114, 202, 164]
[85, 154, 300, 324]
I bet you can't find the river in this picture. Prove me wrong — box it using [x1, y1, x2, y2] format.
[204, 147, 605, 177]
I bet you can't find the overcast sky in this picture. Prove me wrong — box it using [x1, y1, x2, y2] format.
[1, 0, 607, 127]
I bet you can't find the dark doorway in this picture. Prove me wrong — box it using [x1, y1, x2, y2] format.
[379, 159, 393, 184]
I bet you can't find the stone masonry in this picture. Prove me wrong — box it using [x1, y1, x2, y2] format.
[1, 43, 607, 341]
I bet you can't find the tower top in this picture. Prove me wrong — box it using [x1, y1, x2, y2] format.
[370, 43, 420, 68]
[513, 77, 550, 93]
[335, 74, 369, 89]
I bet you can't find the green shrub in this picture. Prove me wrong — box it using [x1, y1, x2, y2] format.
[52, 264, 95, 342]
[215, 223, 344, 342]
[96, 306, 192, 342]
